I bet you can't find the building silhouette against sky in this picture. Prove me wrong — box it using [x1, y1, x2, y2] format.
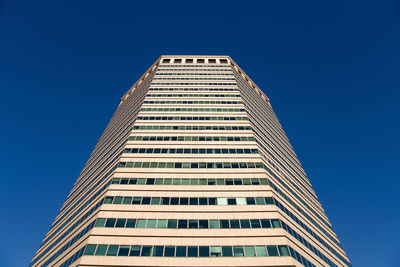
[31, 55, 350, 267]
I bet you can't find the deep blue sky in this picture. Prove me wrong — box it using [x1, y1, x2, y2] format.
[1, 0, 399, 266]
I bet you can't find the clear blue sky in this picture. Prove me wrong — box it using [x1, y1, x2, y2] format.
[0, 0, 399, 266]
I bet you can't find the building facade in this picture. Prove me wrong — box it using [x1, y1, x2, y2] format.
[31, 56, 350, 267]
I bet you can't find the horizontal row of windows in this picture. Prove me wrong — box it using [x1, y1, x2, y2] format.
[128, 135, 255, 142]
[155, 73, 234, 76]
[83, 244, 291, 259]
[95, 217, 281, 229]
[148, 88, 237, 91]
[93, 216, 337, 266]
[132, 125, 251, 131]
[157, 68, 231, 71]
[161, 58, 227, 64]
[93, 215, 338, 266]
[153, 78, 235, 81]
[158, 65, 230, 68]
[104, 196, 274, 206]
[146, 93, 240, 98]
[115, 160, 340, 256]
[140, 107, 245, 112]
[136, 116, 248, 121]
[117, 161, 264, 169]
[143, 100, 242, 105]
[151, 82, 236, 86]
[122, 147, 259, 155]
[111, 177, 268, 186]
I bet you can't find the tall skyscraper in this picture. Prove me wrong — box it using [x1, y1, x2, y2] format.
[31, 56, 350, 267]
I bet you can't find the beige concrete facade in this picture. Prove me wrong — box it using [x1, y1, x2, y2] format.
[31, 56, 350, 267]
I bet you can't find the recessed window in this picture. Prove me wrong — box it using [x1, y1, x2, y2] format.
[162, 59, 170, 63]
[208, 59, 216, 63]
[185, 59, 193, 63]
[197, 59, 205, 63]
[220, 59, 228, 64]
[174, 59, 182, 63]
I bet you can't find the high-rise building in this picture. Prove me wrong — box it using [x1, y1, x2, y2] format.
[31, 55, 350, 267]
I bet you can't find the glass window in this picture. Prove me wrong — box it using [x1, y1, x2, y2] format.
[278, 245, 290, 256]
[113, 197, 123, 204]
[147, 219, 157, 228]
[126, 219, 136, 228]
[209, 198, 217, 205]
[132, 197, 141, 204]
[236, 197, 246, 205]
[271, 219, 281, 228]
[95, 218, 106, 227]
[250, 219, 261, 228]
[230, 220, 240, 229]
[141, 246, 153, 256]
[199, 198, 207, 205]
[167, 219, 177, 228]
[151, 197, 160, 205]
[180, 197, 189, 205]
[199, 220, 208, 229]
[170, 197, 179, 205]
[157, 219, 167, 228]
[122, 197, 132, 204]
[255, 246, 267, 256]
[164, 246, 175, 257]
[161, 197, 170, 205]
[136, 219, 146, 228]
[106, 245, 119, 256]
[189, 220, 199, 229]
[210, 246, 221, 257]
[129, 246, 141, 256]
[261, 219, 271, 228]
[220, 220, 229, 229]
[176, 246, 187, 257]
[233, 246, 244, 257]
[104, 197, 113, 204]
[246, 197, 256, 205]
[244, 246, 256, 257]
[178, 219, 188, 229]
[227, 198, 237, 205]
[153, 246, 164, 257]
[199, 246, 209, 257]
[190, 198, 198, 205]
[267, 245, 279, 256]
[95, 244, 108, 256]
[105, 218, 116, 228]
[255, 197, 265, 205]
[84, 244, 96, 255]
[141, 197, 150, 204]
[240, 219, 250, 228]
[222, 246, 233, 257]
[190, 179, 198, 185]
[217, 198, 227, 205]
[188, 246, 198, 257]
[210, 220, 219, 229]
[118, 245, 130, 256]
[115, 218, 126, 228]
